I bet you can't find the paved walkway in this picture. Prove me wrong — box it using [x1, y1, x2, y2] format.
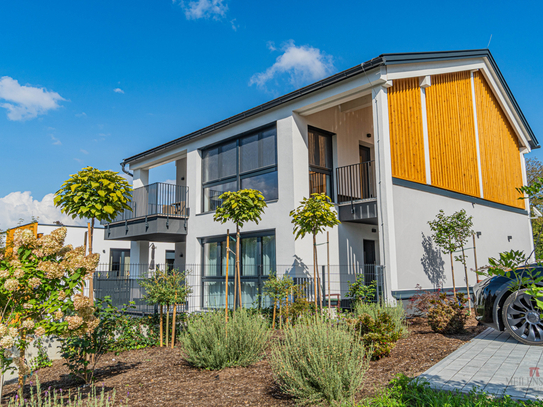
[419, 328, 543, 401]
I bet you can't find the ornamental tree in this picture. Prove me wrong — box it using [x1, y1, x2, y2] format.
[428, 209, 473, 300]
[0, 227, 99, 395]
[214, 189, 267, 309]
[54, 167, 132, 302]
[140, 269, 192, 348]
[290, 193, 340, 311]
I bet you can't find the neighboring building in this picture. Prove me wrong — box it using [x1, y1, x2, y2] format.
[6, 222, 175, 274]
[102, 49, 539, 309]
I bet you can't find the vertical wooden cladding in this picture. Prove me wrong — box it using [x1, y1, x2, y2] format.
[387, 78, 426, 183]
[426, 71, 480, 197]
[474, 72, 524, 209]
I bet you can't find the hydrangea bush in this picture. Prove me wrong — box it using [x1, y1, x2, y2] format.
[0, 227, 99, 390]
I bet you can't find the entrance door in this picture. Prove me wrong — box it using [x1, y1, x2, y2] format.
[363, 239, 376, 284]
[359, 146, 372, 199]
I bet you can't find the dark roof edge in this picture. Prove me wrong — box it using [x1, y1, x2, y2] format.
[123, 49, 538, 164]
[121, 57, 385, 164]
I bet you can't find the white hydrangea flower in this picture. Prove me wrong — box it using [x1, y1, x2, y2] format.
[0, 336, 14, 349]
[22, 320, 35, 330]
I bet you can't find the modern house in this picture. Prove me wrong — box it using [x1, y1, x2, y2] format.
[102, 49, 538, 310]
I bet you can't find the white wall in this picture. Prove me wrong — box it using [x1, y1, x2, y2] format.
[37, 224, 175, 266]
[392, 185, 534, 295]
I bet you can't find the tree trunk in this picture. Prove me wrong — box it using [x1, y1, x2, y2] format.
[313, 234, 318, 311]
[449, 251, 457, 298]
[159, 305, 163, 347]
[17, 342, 26, 398]
[462, 247, 472, 313]
[171, 304, 177, 348]
[165, 304, 170, 347]
[236, 226, 242, 309]
[279, 299, 283, 329]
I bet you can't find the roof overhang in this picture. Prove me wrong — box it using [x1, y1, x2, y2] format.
[122, 49, 538, 168]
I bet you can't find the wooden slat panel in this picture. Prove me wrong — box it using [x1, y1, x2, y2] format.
[426, 71, 480, 197]
[474, 72, 524, 209]
[387, 77, 426, 183]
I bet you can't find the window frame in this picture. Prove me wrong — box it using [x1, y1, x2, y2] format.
[201, 123, 278, 213]
[200, 229, 276, 309]
[308, 126, 335, 199]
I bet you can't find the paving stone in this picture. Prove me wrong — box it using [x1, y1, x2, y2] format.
[419, 328, 543, 401]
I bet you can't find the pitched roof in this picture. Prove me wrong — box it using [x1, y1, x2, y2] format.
[123, 49, 538, 165]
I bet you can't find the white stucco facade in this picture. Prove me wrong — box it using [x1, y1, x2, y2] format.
[108, 51, 537, 307]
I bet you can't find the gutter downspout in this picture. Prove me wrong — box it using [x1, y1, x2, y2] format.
[121, 161, 133, 177]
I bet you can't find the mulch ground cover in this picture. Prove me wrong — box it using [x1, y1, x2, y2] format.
[3, 317, 486, 406]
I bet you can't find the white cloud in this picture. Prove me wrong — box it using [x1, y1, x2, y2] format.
[249, 41, 335, 90]
[230, 19, 238, 31]
[74, 158, 83, 163]
[179, 0, 228, 20]
[0, 191, 87, 230]
[0, 76, 65, 121]
[113, 88, 124, 94]
[80, 149, 88, 155]
[50, 135, 62, 145]
[75, 112, 87, 117]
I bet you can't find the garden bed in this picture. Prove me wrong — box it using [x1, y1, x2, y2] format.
[3, 316, 486, 406]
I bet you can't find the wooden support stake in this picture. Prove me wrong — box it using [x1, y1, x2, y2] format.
[225, 229, 230, 322]
[171, 304, 177, 348]
[327, 231, 331, 316]
[159, 305, 163, 347]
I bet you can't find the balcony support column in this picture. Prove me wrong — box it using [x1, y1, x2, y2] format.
[133, 169, 149, 189]
[130, 241, 149, 278]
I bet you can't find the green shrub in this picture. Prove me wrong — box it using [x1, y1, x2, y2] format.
[181, 309, 271, 370]
[427, 293, 468, 334]
[29, 338, 53, 371]
[354, 302, 408, 338]
[270, 318, 369, 406]
[348, 302, 407, 360]
[347, 275, 377, 305]
[359, 374, 543, 406]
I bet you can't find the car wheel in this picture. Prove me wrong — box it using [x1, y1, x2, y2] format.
[502, 289, 543, 346]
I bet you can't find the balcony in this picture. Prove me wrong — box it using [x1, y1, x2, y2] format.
[335, 161, 378, 224]
[102, 182, 189, 242]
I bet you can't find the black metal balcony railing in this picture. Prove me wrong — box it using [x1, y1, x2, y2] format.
[336, 161, 376, 205]
[102, 182, 189, 224]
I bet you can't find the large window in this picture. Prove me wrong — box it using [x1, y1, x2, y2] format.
[109, 249, 130, 277]
[308, 126, 333, 198]
[202, 125, 278, 212]
[201, 232, 276, 309]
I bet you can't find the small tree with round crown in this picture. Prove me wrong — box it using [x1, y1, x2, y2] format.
[290, 193, 340, 311]
[54, 166, 132, 302]
[214, 189, 267, 309]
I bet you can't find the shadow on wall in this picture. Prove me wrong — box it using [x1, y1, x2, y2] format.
[421, 233, 446, 289]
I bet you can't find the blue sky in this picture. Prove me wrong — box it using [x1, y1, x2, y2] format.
[1, 0, 542, 229]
